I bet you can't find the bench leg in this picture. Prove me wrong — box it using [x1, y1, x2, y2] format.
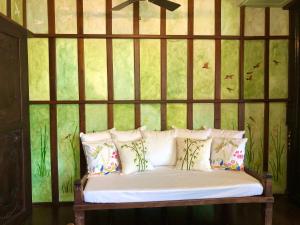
[75, 211, 85, 225]
[263, 203, 273, 225]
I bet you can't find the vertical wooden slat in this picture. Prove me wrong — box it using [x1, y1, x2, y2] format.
[48, 0, 59, 205]
[263, 7, 270, 172]
[238, 7, 245, 131]
[134, 1, 141, 128]
[23, 0, 27, 27]
[161, 8, 167, 130]
[187, 0, 194, 129]
[77, 0, 86, 177]
[106, 0, 114, 129]
[214, 0, 221, 129]
[6, 0, 11, 18]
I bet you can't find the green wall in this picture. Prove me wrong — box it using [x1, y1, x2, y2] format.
[27, 0, 289, 202]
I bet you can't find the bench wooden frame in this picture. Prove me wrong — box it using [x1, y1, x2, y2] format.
[73, 168, 274, 225]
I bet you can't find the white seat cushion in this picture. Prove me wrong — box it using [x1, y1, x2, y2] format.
[84, 167, 263, 203]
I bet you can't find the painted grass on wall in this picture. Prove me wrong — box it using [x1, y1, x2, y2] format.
[245, 8, 265, 36]
[270, 8, 289, 36]
[83, 0, 106, 34]
[11, 0, 23, 25]
[114, 104, 135, 130]
[56, 39, 79, 100]
[269, 103, 287, 194]
[113, 39, 134, 100]
[57, 105, 80, 202]
[167, 40, 187, 100]
[55, 0, 77, 34]
[244, 40, 265, 99]
[269, 40, 289, 99]
[193, 40, 215, 99]
[221, 0, 240, 35]
[221, 40, 239, 99]
[245, 103, 264, 173]
[193, 104, 214, 129]
[194, 0, 215, 35]
[166, 0, 187, 35]
[112, 0, 133, 34]
[30, 105, 52, 202]
[221, 104, 238, 130]
[141, 104, 161, 131]
[27, 0, 48, 33]
[84, 39, 107, 100]
[139, 2, 160, 35]
[167, 104, 187, 129]
[28, 38, 50, 101]
[85, 104, 108, 133]
[140, 39, 161, 100]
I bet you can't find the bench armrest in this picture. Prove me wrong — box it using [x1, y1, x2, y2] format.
[244, 167, 273, 197]
[74, 174, 88, 204]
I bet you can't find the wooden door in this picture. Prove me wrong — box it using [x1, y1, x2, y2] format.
[0, 15, 31, 225]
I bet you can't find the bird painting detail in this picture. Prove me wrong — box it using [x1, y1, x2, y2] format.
[253, 63, 261, 69]
[202, 62, 209, 69]
[273, 60, 280, 65]
[246, 75, 253, 81]
[225, 74, 234, 79]
[246, 71, 254, 75]
[249, 116, 256, 123]
[227, 87, 234, 92]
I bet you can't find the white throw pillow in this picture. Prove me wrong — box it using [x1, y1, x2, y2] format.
[116, 139, 154, 174]
[208, 128, 245, 139]
[110, 126, 146, 142]
[80, 129, 114, 142]
[82, 140, 120, 175]
[176, 138, 212, 171]
[211, 137, 247, 171]
[141, 129, 177, 166]
[174, 127, 211, 139]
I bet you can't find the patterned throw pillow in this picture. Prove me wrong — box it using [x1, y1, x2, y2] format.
[116, 139, 154, 174]
[175, 138, 212, 171]
[82, 140, 120, 176]
[211, 138, 248, 171]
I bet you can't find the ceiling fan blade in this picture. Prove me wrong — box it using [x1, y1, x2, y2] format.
[149, 0, 181, 11]
[112, 0, 138, 11]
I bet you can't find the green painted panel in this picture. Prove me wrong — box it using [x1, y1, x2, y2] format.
[140, 40, 161, 100]
[113, 39, 134, 100]
[270, 8, 289, 36]
[245, 8, 265, 36]
[11, 0, 23, 25]
[0, 0, 6, 15]
[83, 0, 106, 34]
[269, 40, 288, 99]
[84, 39, 107, 100]
[244, 40, 265, 99]
[194, 0, 215, 35]
[193, 40, 215, 99]
[269, 103, 287, 194]
[114, 104, 135, 130]
[27, 0, 48, 33]
[57, 105, 80, 201]
[166, 0, 187, 35]
[221, 104, 238, 130]
[140, 2, 160, 35]
[141, 104, 161, 131]
[221, 0, 240, 35]
[55, 0, 77, 34]
[112, 0, 133, 34]
[167, 104, 187, 129]
[56, 39, 79, 100]
[30, 105, 52, 202]
[167, 40, 187, 100]
[221, 40, 239, 99]
[28, 38, 50, 101]
[85, 104, 107, 133]
[193, 104, 214, 129]
[245, 103, 264, 173]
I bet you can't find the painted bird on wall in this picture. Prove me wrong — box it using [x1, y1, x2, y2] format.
[273, 60, 280, 65]
[253, 62, 261, 69]
[225, 74, 234, 79]
[246, 75, 253, 81]
[202, 62, 209, 69]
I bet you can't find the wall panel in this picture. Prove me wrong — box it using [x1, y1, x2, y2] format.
[27, 0, 48, 33]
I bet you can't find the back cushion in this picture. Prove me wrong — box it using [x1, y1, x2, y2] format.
[80, 129, 114, 142]
[174, 128, 211, 139]
[110, 126, 145, 142]
[141, 130, 177, 166]
[208, 128, 245, 139]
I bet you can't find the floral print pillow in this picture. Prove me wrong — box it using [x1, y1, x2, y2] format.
[176, 138, 212, 171]
[211, 138, 248, 171]
[116, 139, 154, 174]
[82, 140, 120, 176]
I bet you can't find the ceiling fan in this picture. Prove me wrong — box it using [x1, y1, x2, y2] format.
[112, 0, 181, 11]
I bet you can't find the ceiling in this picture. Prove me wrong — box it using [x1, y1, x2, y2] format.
[239, 0, 292, 7]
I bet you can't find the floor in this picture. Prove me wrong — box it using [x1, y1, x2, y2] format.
[24, 196, 300, 225]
